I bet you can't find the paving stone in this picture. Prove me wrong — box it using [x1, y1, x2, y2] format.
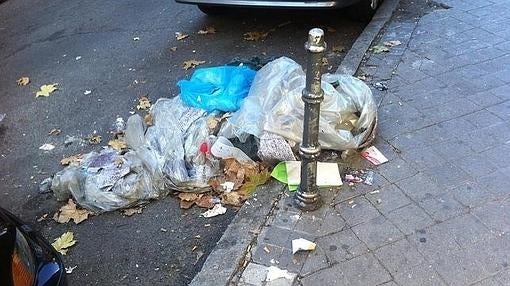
[495, 268, 510, 285]
[378, 158, 418, 183]
[251, 243, 285, 267]
[487, 101, 510, 121]
[396, 173, 444, 202]
[277, 248, 306, 274]
[352, 215, 404, 250]
[423, 162, 471, 190]
[455, 154, 499, 178]
[300, 244, 329, 276]
[409, 225, 464, 263]
[450, 181, 493, 209]
[393, 263, 447, 286]
[374, 238, 425, 274]
[260, 226, 294, 248]
[387, 203, 435, 235]
[433, 249, 492, 286]
[272, 210, 301, 230]
[334, 196, 380, 227]
[440, 214, 492, 247]
[476, 170, 510, 199]
[301, 254, 391, 286]
[241, 263, 269, 286]
[400, 146, 447, 171]
[316, 207, 346, 236]
[471, 277, 504, 286]
[418, 192, 466, 222]
[365, 184, 411, 214]
[316, 228, 368, 264]
[473, 200, 510, 234]
[332, 186, 362, 204]
[467, 90, 505, 109]
[462, 110, 505, 128]
[480, 144, 510, 170]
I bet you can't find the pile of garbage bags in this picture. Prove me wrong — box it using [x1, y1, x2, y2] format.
[51, 57, 377, 212]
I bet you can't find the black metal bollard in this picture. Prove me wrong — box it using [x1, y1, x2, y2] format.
[292, 28, 326, 211]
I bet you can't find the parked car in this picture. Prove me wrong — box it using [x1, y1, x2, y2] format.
[176, 0, 381, 18]
[0, 207, 67, 286]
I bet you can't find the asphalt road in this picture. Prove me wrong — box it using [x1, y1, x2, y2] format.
[0, 0, 366, 284]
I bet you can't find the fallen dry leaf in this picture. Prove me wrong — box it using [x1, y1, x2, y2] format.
[60, 154, 84, 166]
[178, 193, 202, 202]
[183, 60, 205, 70]
[108, 138, 127, 151]
[243, 31, 270, 41]
[221, 191, 245, 207]
[180, 200, 195, 209]
[51, 231, 77, 255]
[48, 128, 61, 136]
[17, 76, 30, 86]
[144, 113, 154, 126]
[122, 207, 143, 216]
[196, 194, 215, 209]
[384, 40, 402, 47]
[53, 199, 92, 224]
[88, 134, 102, 145]
[198, 26, 216, 35]
[238, 168, 271, 195]
[137, 96, 151, 110]
[371, 45, 390, 54]
[36, 83, 58, 97]
[175, 32, 189, 41]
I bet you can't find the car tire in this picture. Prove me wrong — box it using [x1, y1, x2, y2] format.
[349, 0, 380, 22]
[198, 5, 225, 15]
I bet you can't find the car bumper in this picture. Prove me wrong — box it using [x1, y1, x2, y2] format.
[175, 0, 359, 8]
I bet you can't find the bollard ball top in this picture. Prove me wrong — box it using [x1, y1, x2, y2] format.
[306, 28, 326, 53]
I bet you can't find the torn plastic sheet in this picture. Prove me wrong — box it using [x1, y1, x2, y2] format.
[220, 57, 377, 151]
[271, 161, 342, 191]
[51, 97, 220, 212]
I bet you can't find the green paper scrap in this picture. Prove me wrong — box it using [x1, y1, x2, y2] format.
[271, 162, 298, 191]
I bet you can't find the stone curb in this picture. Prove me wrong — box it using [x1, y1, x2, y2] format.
[337, 0, 400, 76]
[189, 180, 286, 286]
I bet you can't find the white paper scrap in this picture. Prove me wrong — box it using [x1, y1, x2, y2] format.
[285, 161, 343, 186]
[201, 204, 226, 218]
[292, 238, 316, 254]
[265, 266, 295, 282]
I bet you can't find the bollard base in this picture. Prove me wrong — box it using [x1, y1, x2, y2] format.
[292, 188, 322, 211]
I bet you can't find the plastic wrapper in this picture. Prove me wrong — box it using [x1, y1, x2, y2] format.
[220, 57, 377, 151]
[178, 66, 256, 112]
[52, 97, 218, 212]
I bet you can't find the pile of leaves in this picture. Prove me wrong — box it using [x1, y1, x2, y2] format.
[177, 158, 271, 209]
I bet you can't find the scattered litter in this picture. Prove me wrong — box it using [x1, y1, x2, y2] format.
[271, 161, 342, 191]
[175, 32, 189, 41]
[332, 46, 345, 53]
[48, 128, 62, 136]
[198, 26, 216, 34]
[384, 40, 402, 47]
[257, 132, 296, 163]
[376, 199, 382, 204]
[37, 214, 48, 222]
[64, 135, 85, 146]
[122, 207, 143, 216]
[201, 204, 226, 218]
[36, 83, 58, 97]
[344, 169, 374, 186]
[373, 82, 388, 91]
[136, 96, 151, 110]
[369, 189, 380, 194]
[133, 37, 140, 41]
[51, 232, 76, 255]
[178, 66, 256, 112]
[292, 238, 316, 254]
[17, 76, 30, 86]
[348, 200, 354, 204]
[170, 47, 177, 52]
[65, 266, 77, 274]
[39, 143, 55, 151]
[220, 57, 377, 151]
[75, 56, 82, 60]
[265, 266, 295, 282]
[108, 136, 128, 151]
[243, 31, 270, 41]
[211, 136, 254, 163]
[115, 117, 126, 132]
[39, 177, 53, 194]
[182, 60, 206, 70]
[371, 45, 390, 54]
[0, 113, 4, 124]
[220, 181, 235, 192]
[361, 146, 389, 165]
[263, 246, 271, 253]
[160, 228, 168, 232]
[87, 134, 102, 145]
[53, 199, 92, 224]
[351, 204, 357, 208]
[84, 90, 92, 95]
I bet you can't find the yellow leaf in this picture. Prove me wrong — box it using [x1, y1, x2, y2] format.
[243, 31, 270, 41]
[108, 138, 127, 151]
[16, 76, 30, 86]
[51, 231, 77, 255]
[48, 128, 61, 136]
[53, 199, 92, 224]
[36, 83, 58, 97]
[239, 168, 271, 196]
[136, 96, 151, 110]
[122, 207, 143, 216]
[183, 60, 205, 70]
[60, 154, 83, 166]
[198, 26, 216, 35]
[175, 32, 189, 41]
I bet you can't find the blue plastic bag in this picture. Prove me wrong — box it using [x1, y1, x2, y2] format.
[178, 66, 256, 112]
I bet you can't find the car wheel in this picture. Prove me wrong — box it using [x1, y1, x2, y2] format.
[198, 5, 225, 16]
[349, 0, 380, 22]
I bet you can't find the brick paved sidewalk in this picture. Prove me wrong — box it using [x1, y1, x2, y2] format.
[234, 0, 510, 285]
